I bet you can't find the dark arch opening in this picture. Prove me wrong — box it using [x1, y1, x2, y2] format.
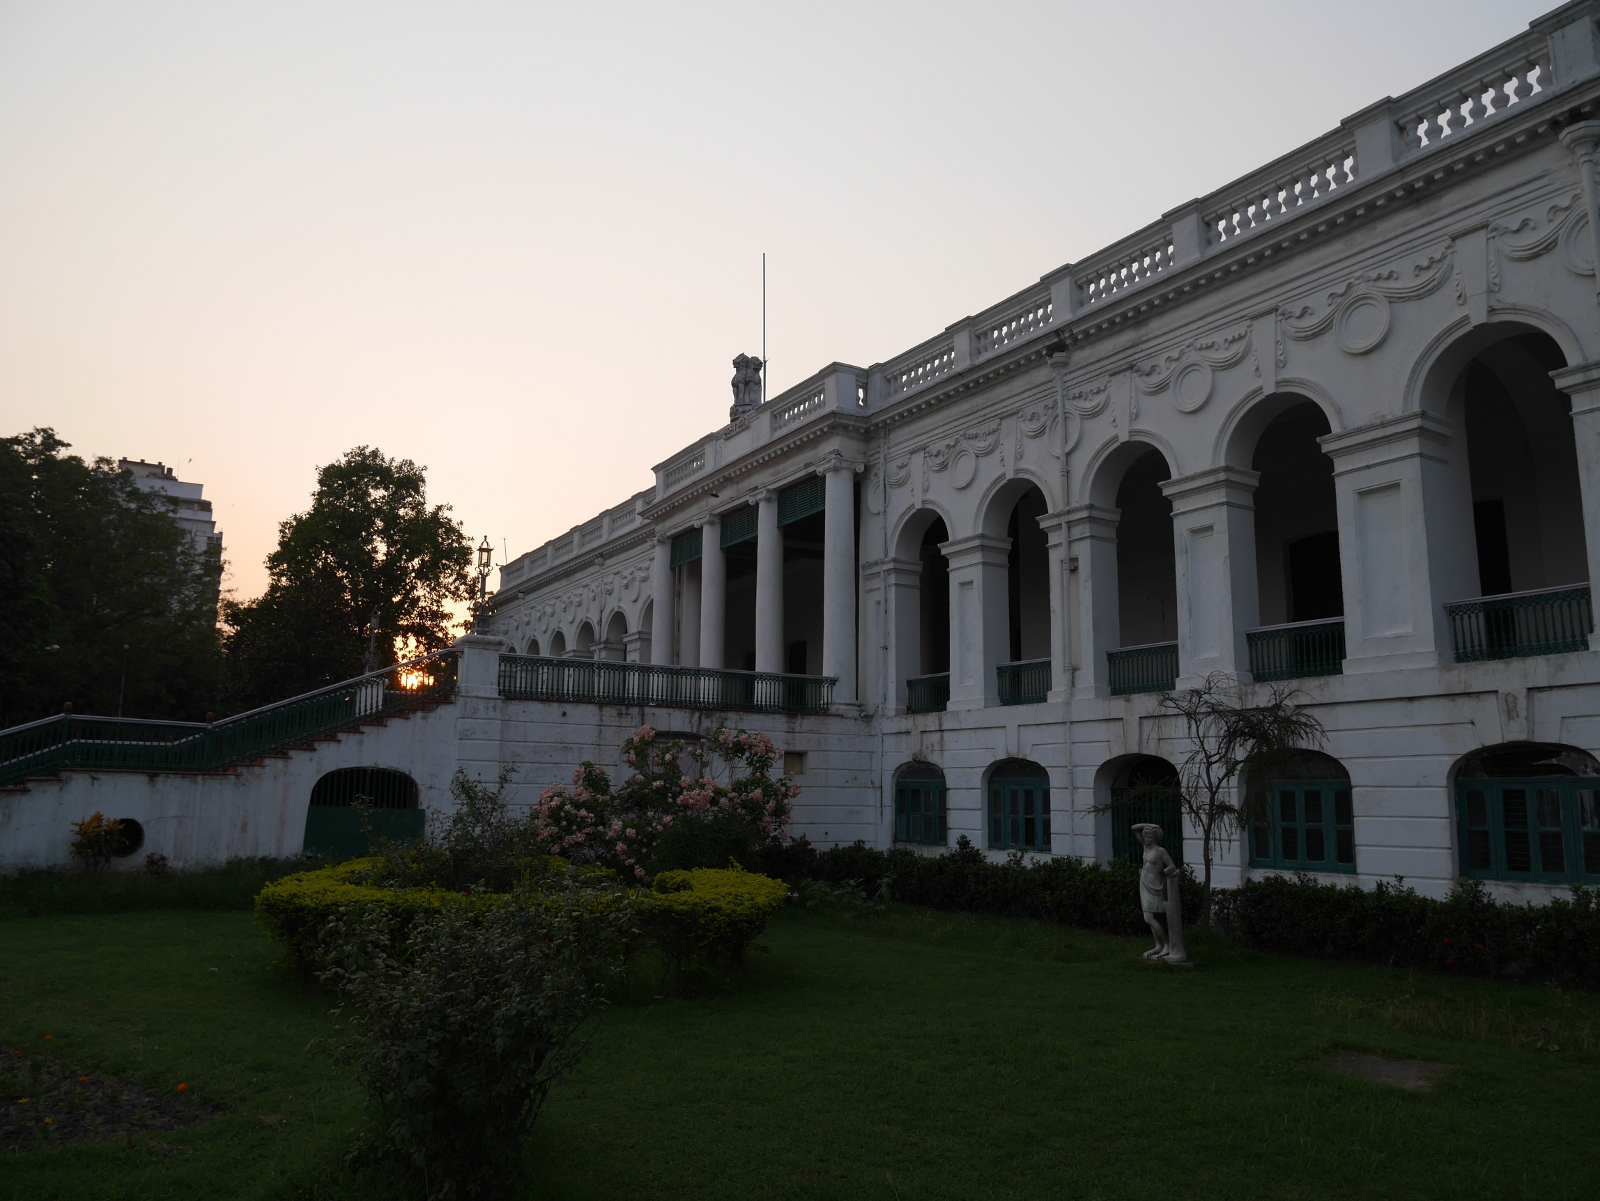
[527, 636, 541, 656]
[1006, 486, 1050, 662]
[987, 758, 1050, 853]
[1251, 401, 1341, 625]
[894, 761, 947, 847]
[919, 517, 950, 676]
[304, 768, 424, 859]
[1109, 755, 1182, 868]
[1115, 449, 1176, 647]
[109, 818, 145, 859]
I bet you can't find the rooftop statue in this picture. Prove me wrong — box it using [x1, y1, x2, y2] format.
[729, 353, 764, 420]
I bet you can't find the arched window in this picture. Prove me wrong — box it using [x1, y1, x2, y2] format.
[1247, 751, 1354, 873]
[1457, 743, 1600, 884]
[895, 762, 947, 846]
[575, 622, 595, 656]
[303, 767, 423, 859]
[548, 630, 567, 656]
[527, 636, 541, 656]
[1108, 756, 1183, 868]
[987, 759, 1050, 852]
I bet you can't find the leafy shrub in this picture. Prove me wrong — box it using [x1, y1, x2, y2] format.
[533, 725, 799, 880]
[1213, 874, 1600, 991]
[69, 812, 128, 870]
[319, 877, 639, 1200]
[0, 856, 302, 919]
[255, 858, 473, 974]
[647, 867, 788, 966]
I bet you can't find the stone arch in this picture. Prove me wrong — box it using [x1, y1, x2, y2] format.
[892, 502, 954, 561]
[1092, 753, 1183, 868]
[1080, 434, 1179, 508]
[1410, 311, 1585, 418]
[548, 629, 567, 657]
[974, 476, 1052, 665]
[574, 621, 596, 656]
[527, 636, 542, 656]
[976, 469, 1055, 538]
[1215, 380, 1344, 471]
[303, 767, 424, 858]
[601, 610, 628, 662]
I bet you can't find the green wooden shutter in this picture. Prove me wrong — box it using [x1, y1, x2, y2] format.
[720, 506, 757, 548]
[778, 476, 826, 526]
[670, 528, 702, 567]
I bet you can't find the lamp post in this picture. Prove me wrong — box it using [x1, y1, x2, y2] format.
[473, 537, 494, 632]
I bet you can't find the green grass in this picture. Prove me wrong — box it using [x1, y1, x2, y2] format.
[0, 859, 303, 920]
[2, 903, 1599, 1200]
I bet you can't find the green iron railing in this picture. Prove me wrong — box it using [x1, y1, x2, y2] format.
[1246, 618, 1346, 682]
[1108, 641, 1178, 696]
[0, 651, 459, 789]
[1446, 584, 1593, 663]
[905, 672, 949, 715]
[497, 655, 835, 714]
[997, 659, 1051, 706]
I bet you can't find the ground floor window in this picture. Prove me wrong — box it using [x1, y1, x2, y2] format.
[1250, 781, 1355, 872]
[895, 774, 947, 846]
[1457, 778, 1600, 884]
[1108, 757, 1183, 868]
[989, 772, 1050, 852]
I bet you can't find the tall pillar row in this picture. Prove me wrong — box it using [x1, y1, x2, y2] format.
[822, 464, 857, 703]
[755, 492, 784, 674]
[698, 515, 725, 670]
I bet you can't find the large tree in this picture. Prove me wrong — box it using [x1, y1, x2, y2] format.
[222, 446, 474, 711]
[0, 428, 223, 727]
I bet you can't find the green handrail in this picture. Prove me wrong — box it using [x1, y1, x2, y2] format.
[0, 651, 459, 788]
[997, 659, 1051, 706]
[1246, 619, 1346, 682]
[905, 673, 950, 714]
[497, 655, 835, 715]
[1108, 641, 1178, 696]
[1446, 584, 1592, 663]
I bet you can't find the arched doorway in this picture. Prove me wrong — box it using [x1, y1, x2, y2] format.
[303, 767, 423, 859]
[1117, 450, 1177, 646]
[601, 611, 628, 662]
[1107, 756, 1183, 868]
[574, 622, 596, 658]
[1002, 485, 1050, 703]
[548, 630, 567, 656]
[1246, 750, 1354, 874]
[894, 761, 947, 846]
[527, 636, 541, 656]
[892, 509, 951, 713]
[986, 758, 1051, 853]
[1456, 742, 1600, 884]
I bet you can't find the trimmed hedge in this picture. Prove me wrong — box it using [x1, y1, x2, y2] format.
[255, 858, 473, 972]
[649, 867, 789, 965]
[1213, 874, 1600, 991]
[770, 840, 1600, 991]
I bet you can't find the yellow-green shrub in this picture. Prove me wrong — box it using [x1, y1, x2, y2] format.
[647, 867, 788, 965]
[255, 858, 471, 972]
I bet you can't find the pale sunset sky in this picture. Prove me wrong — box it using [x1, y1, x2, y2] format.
[0, 0, 1553, 603]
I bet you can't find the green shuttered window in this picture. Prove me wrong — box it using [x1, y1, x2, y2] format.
[778, 476, 825, 526]
[895, 779, 947, 846]
[720, 506, 757, 548]
[670, 528, 702, 568]
[1457, 778, 1600, 884]
[1250, 781, 1356, 873]
[988, 776, 1051, 852]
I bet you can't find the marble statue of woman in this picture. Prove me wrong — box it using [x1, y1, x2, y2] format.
[1133, 823, 1186, 964]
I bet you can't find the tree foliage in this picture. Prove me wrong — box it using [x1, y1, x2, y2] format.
[1156, 673, 1326, 921]
[0, 428, 222, 726]
[222, 446, 473, 711]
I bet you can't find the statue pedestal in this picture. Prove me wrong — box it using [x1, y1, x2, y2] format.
[1162, 871, 1188, 964]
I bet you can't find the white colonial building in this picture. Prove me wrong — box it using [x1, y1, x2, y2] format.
[480, 2, 1600, 901]
[5, 4, 1599, 898]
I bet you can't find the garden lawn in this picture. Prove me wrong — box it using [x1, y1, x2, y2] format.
[2, 903, 1598, 1200]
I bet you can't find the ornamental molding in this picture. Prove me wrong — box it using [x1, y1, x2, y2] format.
[1132, 325, 1254, 414]
[1277, 241, 1464, 363]
[1487, 192, 1594, 287]
[923, 419, 1002, 491]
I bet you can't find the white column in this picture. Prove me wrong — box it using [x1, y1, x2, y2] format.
[1040, 510, 1072, 704]
[940, 533, 1010, 709]
[650, 537, 676, 664]
[883, 556, 923, 713]
[755, 492, 784, 673]
[699, 516, 725, 670]
[1550, 361, 1600, 595]
[1320, 413, 1468, 672]
[1161, 467, 1261, 684]
[822, 465, 858, 702]
[1064, 503, 1120, 698]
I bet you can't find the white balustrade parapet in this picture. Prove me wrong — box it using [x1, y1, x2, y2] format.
[884, 338, 957, 398]
[769, 384, 825, 435]
[971, 285, 1054, 361]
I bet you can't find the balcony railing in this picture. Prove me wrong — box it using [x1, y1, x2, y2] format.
[905, 672, 950, 715]
[497, 655, 835, 714]
[1246, 618, 1346, 682]
[0, 652, 459, 788]
[1445, 584, 1593, 664]
[997, 659, 1052, 706]
[1108, 642, 1178, 696]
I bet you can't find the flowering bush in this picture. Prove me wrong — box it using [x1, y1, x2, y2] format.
[532, 726, 800, 880]
[69, 812, 128, 871]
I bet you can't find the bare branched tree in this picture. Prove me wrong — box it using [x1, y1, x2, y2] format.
[1158, 672, 1325, 922]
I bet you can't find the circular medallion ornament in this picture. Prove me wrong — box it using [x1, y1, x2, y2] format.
[1171, 361, 1213, 413]
[1333, 291, 1390, 355]
[950, 448, 978, 490]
